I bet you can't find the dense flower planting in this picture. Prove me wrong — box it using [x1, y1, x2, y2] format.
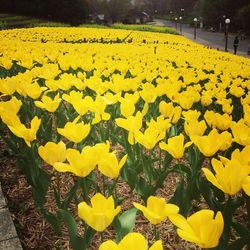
[0, 27, 250, 250]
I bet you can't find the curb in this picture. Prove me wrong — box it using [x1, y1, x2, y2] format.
[0, 183, 23, 250]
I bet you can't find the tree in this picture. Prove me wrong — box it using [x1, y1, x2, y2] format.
[106, 0, 132, 22]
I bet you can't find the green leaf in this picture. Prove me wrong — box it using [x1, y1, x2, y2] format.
[198, 177, 217, 209]
[40, 209, 62, 235]
[113, 208, 138, 242]
[172, 164, 191, 179]
[121, 166, 138, 190]
[169, 179, 191, 216]
[32, 168, 51, 209]
[135, 177, 155, 202]
[62, 181, 79, 209]
[59, 209, 93, 250]
[218, 197, 243, 249]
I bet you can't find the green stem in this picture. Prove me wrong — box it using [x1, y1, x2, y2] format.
[102, 175, 106, 196]
[154, 224, 160, 240]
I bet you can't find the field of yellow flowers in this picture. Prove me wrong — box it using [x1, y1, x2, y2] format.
[0, 26, 250, 250]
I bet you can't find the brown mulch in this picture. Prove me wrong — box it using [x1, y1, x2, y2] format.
[0, 134, 202, 250]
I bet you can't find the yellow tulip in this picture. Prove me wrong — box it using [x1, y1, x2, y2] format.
[219, 131, 232, 151]
[8, 116, 41, 147]
[169, 210, 224, 248]
[91, 96, 111, 124]
[116, 112, 143, 145]
[25, 82, 47, 99]
[133, 196, 179, 225]
[231, 120, 250, 146]
[202, 158, 250, 196]
[201, 93, 213, 106]
[57, 121, 90, 143]
[190, 129, 223, 157]
[78, 193, 120, 232]
[38, 141, 66, 166]
[0, 97, 22, 125]
[184, 119, 207, 137]
[120, 99, 135, 118]
[159, 101, 182, 124]
[99, 232, 163, 250]
[182, 110, 201, 122]
[53, 147, 96, 177]
[98, 153, 127, 179]
[159, 134, 192, 159]
[231, 145, 250, 166]
[35, 94, 61, 112]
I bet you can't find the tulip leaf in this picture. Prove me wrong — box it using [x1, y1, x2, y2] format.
[170, 179, 191, 216]
[121, 166, 138, 190]
[172, 164, 191, 179]
[219, 197, 243, 249]
[135, 177, 155, 202]
[59, 209, 92, 250]
[198, 176, 218, 210]
[113, 208, 138, 242]
[61, 181, 79, 209]
[32, 168, 51, 209]
[40, 209, 62, 235]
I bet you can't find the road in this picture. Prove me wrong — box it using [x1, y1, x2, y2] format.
[151, 19, 250, 58]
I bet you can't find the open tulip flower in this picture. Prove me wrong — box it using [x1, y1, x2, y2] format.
[38, 141, 66, 166]
[115, 111, 143, 145]
[231, 120, 250, 146]
[34, 93, 61, 112]
[190, 129, 224, 157]
[184, 119, 207, 137]
[159, 134, 192, 159]
[57, 120, 90, 144]
[98, 152, 127, 179]
[202, 158, 250, 196]
[169, 209, 224, 248]
[99, 232, 163, 250]
[133, 196, 179, 225]
[78, 193, 120, 232]
[0, 97, 23, 126]
[7, 116, 41, 147]
[53, 147, 97, 177]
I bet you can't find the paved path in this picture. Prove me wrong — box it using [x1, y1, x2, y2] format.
[0, 184, 23, 250]
[151, 19, 250, 58]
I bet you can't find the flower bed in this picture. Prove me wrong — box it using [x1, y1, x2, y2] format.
[0, 27, 250, 250]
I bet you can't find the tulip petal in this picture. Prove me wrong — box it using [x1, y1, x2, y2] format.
[242, 176, 250, 196]
[168, 214, 194, 234]
[119, 233, 147, 250]
[202, 168, 223, 192]
[99, 241, 119, 250]
[177, 229, 202, 246]
[149, 240, 163, 250]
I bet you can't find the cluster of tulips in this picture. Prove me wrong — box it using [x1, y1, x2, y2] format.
[0, 27, 250, 250]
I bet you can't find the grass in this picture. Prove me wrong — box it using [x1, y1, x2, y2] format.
[0, 13, 177, 35]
